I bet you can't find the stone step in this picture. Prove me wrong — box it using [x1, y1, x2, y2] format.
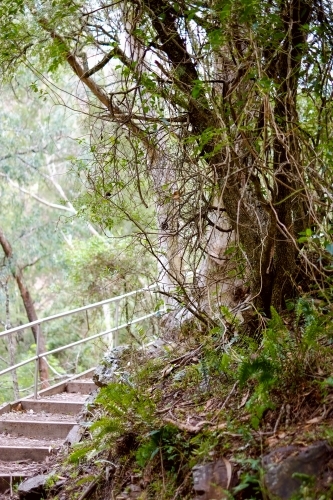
[0, 419, 76, 439]
[66, 380, 96, 394]
[75, 368, 96, 379]
[32, 368, 96, 398]
[0, 369, 97, 494]
[11, 399, 84, 415]
[0, 445, 56, 462]
[33, 378, 97, 397]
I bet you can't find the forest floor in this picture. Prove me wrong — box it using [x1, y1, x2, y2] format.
[29, 308, 333, 500]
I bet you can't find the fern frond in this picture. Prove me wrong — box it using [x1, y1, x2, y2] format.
[90, 416, 126, 439]
[238, 357, 275, 388]
[269, 307, 287, 333]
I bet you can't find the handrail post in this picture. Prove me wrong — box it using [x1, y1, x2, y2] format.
[34, 323, 40, 400]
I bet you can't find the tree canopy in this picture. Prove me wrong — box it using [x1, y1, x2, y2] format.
[1, 0, 333, 329]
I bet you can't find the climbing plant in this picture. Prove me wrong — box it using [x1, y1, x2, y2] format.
[1, 0, 333, 329]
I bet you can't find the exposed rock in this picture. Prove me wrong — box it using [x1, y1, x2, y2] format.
[263, 440, 333, 500]
[18, 473, 65, 500]
[192, 459, 232, 500]
[115, 483, 142, 499]
[18, 474, 48, 499]
[115, 475, 143, 499]
[142, 338, 176, 358]
[93, 340, 175, 387]
[65, 424, 83, 445]
[93, 346, 128, 387]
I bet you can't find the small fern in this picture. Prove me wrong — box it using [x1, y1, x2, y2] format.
[69, 379, 157, 464]
[136, 425, 189, 470]
[238, 357, 276, 388]
[237, 302, 326, 428]
[69, 443, 96, 464]
[95, 381, 155, 430]
[296, 299, 323, 352]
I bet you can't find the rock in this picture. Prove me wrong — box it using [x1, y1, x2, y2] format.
[192, 459, 232, 500]
[93, 346, 128, 387]
[263, 440, 333, 500]
[65, 423, 83, 445]
[18, 475, 49, 499]
[115, 483, 143, 499]
[142, 338, 176, 357]
[18, 474, 65, 500]
[93, 340, 175, 387]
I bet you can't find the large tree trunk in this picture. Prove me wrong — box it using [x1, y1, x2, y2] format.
[0, 227, 49, 388]
[29, 0, 315, 327]
[268, 0, 312, 309]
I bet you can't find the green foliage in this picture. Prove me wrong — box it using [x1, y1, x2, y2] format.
[136, 425, 188, 469]
[85, 380, 156, 453]
[69, 443, 95, 464]
[189, 431, 220, 467]
[64, 236, 155, 301]
[230, 457, 262, 499]
[237, 301, 327, 427]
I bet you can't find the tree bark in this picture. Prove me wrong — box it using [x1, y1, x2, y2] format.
[268, 0, 312, 309]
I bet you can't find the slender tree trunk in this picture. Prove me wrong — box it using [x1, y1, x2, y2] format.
[0, 227, 49, 388]
[1, 279, 20, 399]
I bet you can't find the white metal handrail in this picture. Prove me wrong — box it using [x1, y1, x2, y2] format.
[0, 283, 159, 340]
[0, 283, 162, 399]
[0, 311, 160, 379]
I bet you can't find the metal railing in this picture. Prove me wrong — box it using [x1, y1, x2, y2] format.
[0, 283, 162, 399]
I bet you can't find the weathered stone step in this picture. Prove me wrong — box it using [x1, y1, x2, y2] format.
[0, 368, 98, 494]
[33, 378, 97, 397]
[10, 399, 83, 415]
[0, 445, 55, 462]
[66, 380, 96, 394]
[0, 419, 76, 439]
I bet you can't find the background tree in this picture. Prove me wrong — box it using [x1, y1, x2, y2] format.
[0, 74, 159, 400]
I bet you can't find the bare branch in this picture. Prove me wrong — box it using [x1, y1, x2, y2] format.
[0, 173, 75, 212]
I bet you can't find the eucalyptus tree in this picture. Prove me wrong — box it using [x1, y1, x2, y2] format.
[0, 76, 101, 391]
[1, 0, 333, 329]
[0, 76, 158, 395]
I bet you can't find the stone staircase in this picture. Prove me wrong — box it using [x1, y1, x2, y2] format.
[0, 369, 97, 494]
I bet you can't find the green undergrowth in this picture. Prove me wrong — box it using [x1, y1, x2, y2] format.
[49, 298, 333, 500]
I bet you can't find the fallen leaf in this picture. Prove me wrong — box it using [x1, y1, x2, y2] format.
[222, 457, 233, 489]
[306, 417, 321, 424]
[239, 390, 250, 408]
[205, 399, 214, 410]
[161, 365, 174, 377]
[266, 436, 279, 447]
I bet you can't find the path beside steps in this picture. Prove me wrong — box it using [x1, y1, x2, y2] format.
[0, 369, 97, 494]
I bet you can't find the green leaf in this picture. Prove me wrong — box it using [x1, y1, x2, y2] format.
[192, 80, 204, 98]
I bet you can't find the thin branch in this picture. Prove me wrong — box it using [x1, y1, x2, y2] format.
[0, 174, 75, 212]
[20, 256, 43, 270]
[99, 113, 188, 123]
[82, 1, 123, 16]
[0, 145, 47, 162]
[83, 49, 116, 78]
